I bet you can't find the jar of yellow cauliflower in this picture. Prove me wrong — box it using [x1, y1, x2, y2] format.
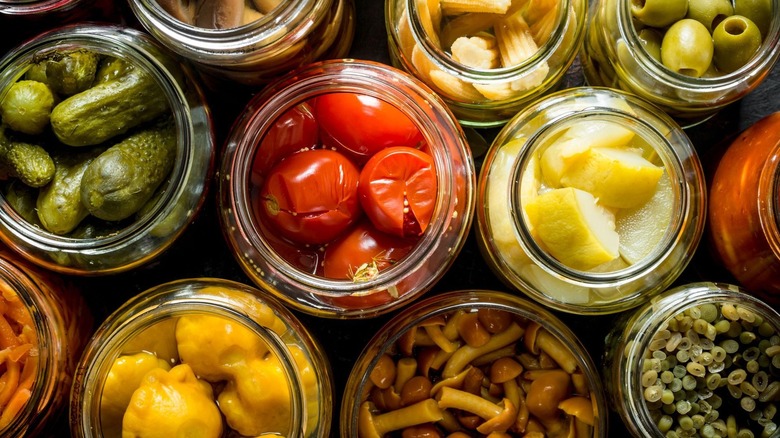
[69, 278, 333, 437]
[476, 87, 706, 314]
[385, 0, 587, 127]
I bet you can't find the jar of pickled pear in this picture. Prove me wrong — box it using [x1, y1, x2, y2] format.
[69, 277, 333, 437]
[475, 86, 706, 315]
[127, 0, 355, 87]
[0, 23, 214, 275]
[603, 282, 780, 438]
[340, 289, 608, 437]
[581, 0, 780, 125]
[709, 112, 780, 308]
[0, 247, 92, 437]
[385, 0, 587, 127]
[218, 59, 475, 318]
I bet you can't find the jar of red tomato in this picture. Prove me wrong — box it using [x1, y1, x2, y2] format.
[708, 112, 780, 307]
[340, 290, 609, 437]
[218, 59, 475, 318]
[127, 0, 354, 87]
[70, 277, 332, 437]
[0, 246, 92, 437]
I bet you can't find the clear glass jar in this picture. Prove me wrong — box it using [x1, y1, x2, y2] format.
[218, 59, 475, 319]
[0, 246, 92, 437]
[70, 277, 333, 437]
[385, 0, 587, 128]
[476, 87, 706, 315]
[603, 282, 780, 438]
[581, 0, 780, 125]
[127, 0, 355, 87]
[340, 289, 609, 437]
[709, 112, 780, 308]
[0, 23, 214, 275]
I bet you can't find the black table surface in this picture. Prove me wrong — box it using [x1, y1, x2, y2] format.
[36, 2, 780, 437]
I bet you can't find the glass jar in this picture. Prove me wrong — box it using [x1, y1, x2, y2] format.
[0, 246, 92, 437]
[218, 59, 475, 319]
[709, 112, 780, 308]
[340, 289, 609, 437]
[385, 0, 587, 127]
[603, 282, 780, 438]
[0, 23, 214, 275]
[70, 277, 333, 437]
[127, 0, 355, 87]
[581, 0, 780, 125]
[476, 87, 706, 315]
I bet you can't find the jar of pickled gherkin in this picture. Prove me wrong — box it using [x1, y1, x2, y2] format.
[340, 289, 609, 437]
[604, 282, 780, 438]
[581, 0, 780, 125]
[219, 59, 475, 318]
[0, 23, 214, 275]
[70, 277, 333, 437]
[385, 0, 587, 127]
[127, 0, 355, 87]
[0, 247, 92, 437]
[476, 87, 706, 314]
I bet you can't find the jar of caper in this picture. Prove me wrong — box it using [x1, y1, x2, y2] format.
[604, 282, 780, 438]
[581, 0, 780, 125]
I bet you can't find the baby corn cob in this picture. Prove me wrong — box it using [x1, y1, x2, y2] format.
[417, 0, 442, 47]
[451, 35, 501, 69]
[495, 10, 540, 67]
[430, 70, 486, 102]
[439, 12, 502, 50]
[440, 0, 511, 15]
[529, 4, 560, 45]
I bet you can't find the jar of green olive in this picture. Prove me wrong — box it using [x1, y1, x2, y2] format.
[340, 289, 608, 437]
[70, 277, 333, 437]
[385, 0, 587, 127]
[0, 23, 214, 275]
[581, 0, 780, 125]
[127, 0, 355, 87]
[604, 282, 780, 438]
[475, 87, 706, 315]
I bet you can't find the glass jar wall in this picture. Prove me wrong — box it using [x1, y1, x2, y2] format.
[0, 24, 214, 275]
[127, 0, 355, 87]
[218, 59, 475, 318]
[581, 0, 780, 125]
[476, 87, 706, 314]
[70, 277, 333, 437]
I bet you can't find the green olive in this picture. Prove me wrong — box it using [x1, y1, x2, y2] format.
[631, 0, 689, 27]
[661, 19, 714, 77]
[712, 15, 763, 73]
[734, 0, 772, 38]
[638, 28, 663, 62]
[686, 0, 734, 31]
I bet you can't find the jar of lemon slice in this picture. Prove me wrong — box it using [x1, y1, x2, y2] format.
[475, 87, 706, 314]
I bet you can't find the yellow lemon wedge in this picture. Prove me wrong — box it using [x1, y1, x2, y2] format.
[616, 170, 674, 264]
[526, 187, 619, 270]
[559, 147, 663, 209]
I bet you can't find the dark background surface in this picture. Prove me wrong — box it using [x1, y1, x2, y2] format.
[17, 1, 779, 436]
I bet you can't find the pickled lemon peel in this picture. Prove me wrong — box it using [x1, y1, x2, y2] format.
[488, 116, 671, 304]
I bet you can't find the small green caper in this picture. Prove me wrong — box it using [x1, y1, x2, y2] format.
[713, 15, 763, 74]
[631, 0, 689, 27]
[661, 19, 714, 77]
[686, 0, 734, 31]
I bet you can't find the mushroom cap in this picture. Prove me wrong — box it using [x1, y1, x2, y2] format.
[523, 321, 543, 354]
[476, 398, 518, 434]
[457, 312, 491, 348]
[558, 396, 595, 426]
[490, 356, 524, 384]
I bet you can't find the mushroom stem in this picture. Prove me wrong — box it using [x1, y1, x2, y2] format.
[442, 322, 525, 378]
[394, 357, 418, 393]
[359, 399, 444, 438]
[536, 329, 578, 374]
[425, 324, 461, 353]
[436, 386, 504, 419]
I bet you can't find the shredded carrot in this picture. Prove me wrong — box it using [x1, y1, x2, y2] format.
[0, 388, 30, 429]
[0, 287, 37, 428]
[0, 360, 20, 407]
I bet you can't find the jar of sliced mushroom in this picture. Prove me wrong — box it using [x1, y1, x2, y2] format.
[385, 0, 587, 127]
[340, 289, 608, 437]
[604, 282, 780, 438]
[127, 0, 355, 87]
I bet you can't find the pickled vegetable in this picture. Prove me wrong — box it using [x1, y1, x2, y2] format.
[25, 49, 100, 96]
[0, 139, 55, 188]
[0, 80, 56, 135]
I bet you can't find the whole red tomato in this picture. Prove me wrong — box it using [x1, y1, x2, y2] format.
[257, 149, 361, 245]
[251, 103, 319, 186]
[312, 92, 425, 163]
[358, 146, 437, 238]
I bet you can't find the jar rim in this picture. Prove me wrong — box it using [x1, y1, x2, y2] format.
[759, 133, 780, 259]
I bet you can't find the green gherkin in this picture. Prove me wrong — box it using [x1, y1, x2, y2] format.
[0, 80, 56, 135]
[26, 49, 101, 95]
[0, 127, 55, 188]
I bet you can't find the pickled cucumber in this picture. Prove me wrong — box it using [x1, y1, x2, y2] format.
[0, 126, 55, 188]
[95, 57, 134, 85]
[0, 80, 56, 135]
[50, 63, 170, 147]
[80, 121, 176, 221]
[37, 147, 105, 235]
[4, 179, 41, 225]
[25, 49, 100, 96]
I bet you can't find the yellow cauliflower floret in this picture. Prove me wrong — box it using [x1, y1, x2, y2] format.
[100, 352, 171, 438]
[121, 318, 179, 365]
[198, 287, 288, 335]
[175, 314, 269, 381]
[218, 354, 292, 436]
[122, 364, 222, 438]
